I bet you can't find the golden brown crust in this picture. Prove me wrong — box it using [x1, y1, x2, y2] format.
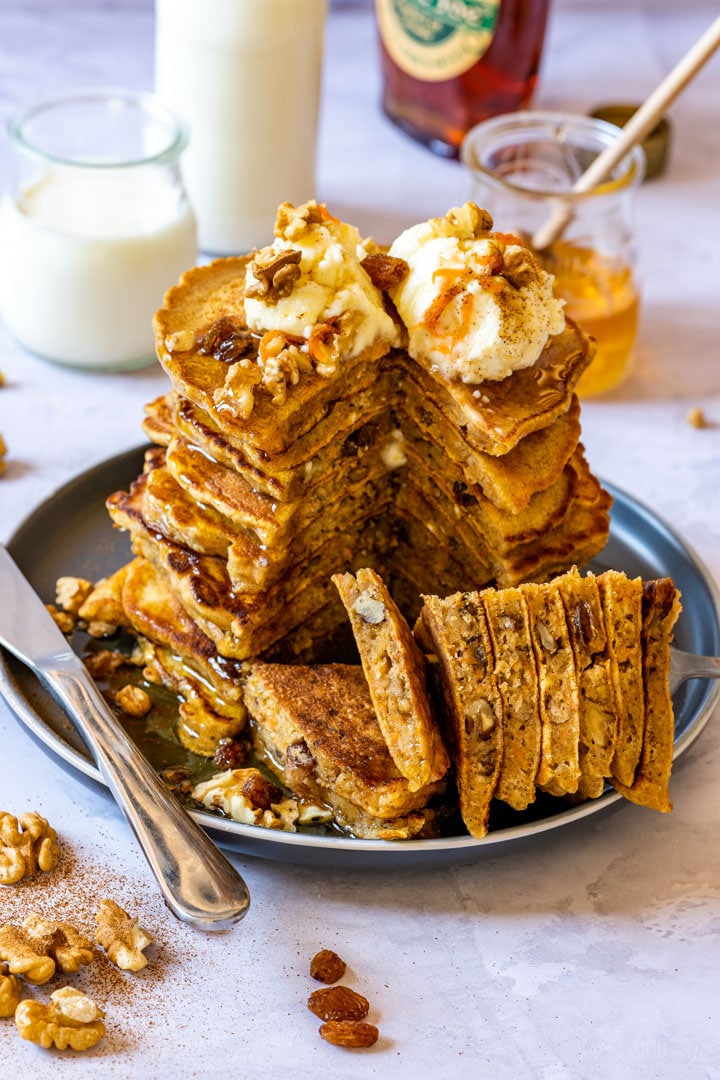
[332, 568, 449, 791]
[243, 663, 444, 830]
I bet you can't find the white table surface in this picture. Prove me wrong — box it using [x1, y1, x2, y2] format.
[1, 2, 719, 1076]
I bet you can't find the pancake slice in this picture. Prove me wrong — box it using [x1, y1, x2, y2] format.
[597, 569, 646, 787]
[613, 578, 681, 812]
[481, 584, 541, 811]
[521, 580, 581, 796]
[555, 568, 618, 798]
[332, 568, 450, 792]
[414, 593, 504, 838]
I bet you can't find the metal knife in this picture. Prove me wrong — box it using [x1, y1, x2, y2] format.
[0, 544, 250, 931]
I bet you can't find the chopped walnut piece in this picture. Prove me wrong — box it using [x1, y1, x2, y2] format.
[164, 329, 195, 354]
[114, 684, 152, 717]
[246, 249, 302, 302]
[15, 988, 106, 1051]
[686, 406, 709, 429]
[159, 766, 194, 798]
[502, 247, 540, 289]
[310, 949, 347, 984]
[46, 603, 75, 634]
[0, 962, 22, 1018]
[274, 200, 327, 241]
[21, 914, 94, 975]
[83, 649, 129, 679]
[361, 253, 409, 291]
[0, 370, 5, 387]
[258, 329, 312, 405]
[212, 355, 263, 420]
[86, 619, 118, 638]
[55, 576, 94, 616]
[0, 811, 60, 885]
[0, 432, 6, 476]
[0, 926, 56, 985]
[95, 899, 152, 972]
[446, 201, 493, 237]
[319, 1019, 379, 1048]
[352, 591, 386, 626]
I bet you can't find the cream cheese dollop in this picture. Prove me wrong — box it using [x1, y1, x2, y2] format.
[244, 201, 399, 368]
[388, 203, 565, 383]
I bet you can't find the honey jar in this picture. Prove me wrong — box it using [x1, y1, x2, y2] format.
[461, 111, 646, 397]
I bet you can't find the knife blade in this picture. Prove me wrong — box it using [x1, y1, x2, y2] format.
[0, 544, 250, 930]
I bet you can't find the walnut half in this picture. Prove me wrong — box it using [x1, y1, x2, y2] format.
[95, 899, 153, 972]
[15, 987, 106, 1051]
[0, 811, 60, 885]
[0, 962, 22, 1018]
[21, 913, 94, 975]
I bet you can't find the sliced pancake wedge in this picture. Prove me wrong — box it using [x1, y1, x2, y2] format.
[414, 593, 504, 838]
[613, 578, 681, 812]
[597, 569, 646, 787]
[480, 584, 541, 811]
[332, 568, 450, 792]
[243, 663, 444, 839]
[555, 567, 618, 799]
[521, 580, 581, 796]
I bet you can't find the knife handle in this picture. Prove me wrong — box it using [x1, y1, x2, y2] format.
[42, 660, 250, 931]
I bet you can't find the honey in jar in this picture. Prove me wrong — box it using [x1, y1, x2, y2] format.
[540, 240, 640, 397]
[375, 0, 552, 158]
[461, 111, 646, 396]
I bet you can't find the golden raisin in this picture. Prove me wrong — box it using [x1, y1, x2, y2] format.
[361, 252, 409, 290]
[309, 949, 346, 984]
[319, 1020, 379, 1048]
[308, 986, 369, 1022]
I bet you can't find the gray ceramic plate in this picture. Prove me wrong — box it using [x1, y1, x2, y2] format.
[1, 446, 719, 869]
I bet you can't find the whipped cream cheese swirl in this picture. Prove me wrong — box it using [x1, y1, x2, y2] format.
[388, 203, 565, 383]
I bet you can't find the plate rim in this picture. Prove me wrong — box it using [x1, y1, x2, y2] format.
[1, 446, 718, 863]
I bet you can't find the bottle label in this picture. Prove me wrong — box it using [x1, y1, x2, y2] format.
[376, 0, 502, 83]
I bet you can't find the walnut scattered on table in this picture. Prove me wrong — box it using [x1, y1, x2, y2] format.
[0, 811, 60, 885]
[0, 925, 56, 985]
[15, 987, 106, 1051]
[95, 899, 153, 972]
[21, 913, 94, 975]
[0, 962, 22, 1018]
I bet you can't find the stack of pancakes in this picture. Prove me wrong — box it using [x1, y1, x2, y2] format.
[100, 203, 612, 759]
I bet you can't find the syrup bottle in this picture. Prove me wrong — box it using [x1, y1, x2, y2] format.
[375, 0, 552, 159]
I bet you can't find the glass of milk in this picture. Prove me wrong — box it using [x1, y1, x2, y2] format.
[155, 0, 327, 255]
[0, 89, 198, 370]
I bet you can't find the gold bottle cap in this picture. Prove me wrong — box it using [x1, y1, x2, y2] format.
[590, 104, 670, 180]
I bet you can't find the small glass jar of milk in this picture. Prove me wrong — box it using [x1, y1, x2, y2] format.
[0, 89, 197, 371]
[155, 0, 327, 255]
